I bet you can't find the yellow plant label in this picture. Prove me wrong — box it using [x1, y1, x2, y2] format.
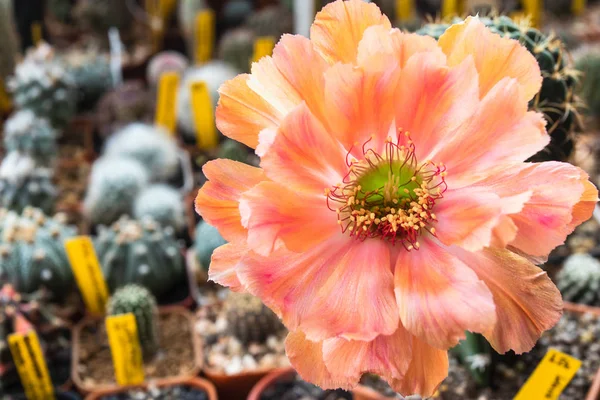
[31, 22, 42, 47]
[396, 0, 414, 21]
[106, 313, 145, 386]
[252, 36, 276, 64]
[195, 9, 215, 64]
[514, 348, 581, 400]
[155, 72, 180, 135]
[572, 0, 586, 15]
[64, 236, 109, 316]
[190, 81, 218, 150]
[521, 0, 541, 28]
[442, 0, 458, 18]
[8, 331, 55, 400]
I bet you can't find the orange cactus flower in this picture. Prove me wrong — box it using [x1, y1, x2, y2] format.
[195, 0, 598, 396]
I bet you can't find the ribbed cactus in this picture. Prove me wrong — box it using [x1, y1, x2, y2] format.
[83, 157, 149, 226]
[0, 207, 76, 298]
[177, 62, 239, 140]
[0, 153, 56, 214]
[94, 216, 186, 299]
[104, 123, 180, 182]
[3, 110, 57, 165]
[106, 284, 160, 359]
[0, 0, 19, 81]
[0, 284, 68, 381]
[216, 139, 251, 164]
[146, 51, 189, 88]
[575, 47, 600, 122]
[7, 43, 76, 129]
[194, 221, 227, 272]
[557, 253, 600, 306]
[96, 80, 154, 139]
[66, 51, 113, 112]
[224, 292, 285, 345]
[218, 28, 255, 73]
[134, 185, 186, 232]
[418, 16, 581, 162]
[244, 5, 293, 40]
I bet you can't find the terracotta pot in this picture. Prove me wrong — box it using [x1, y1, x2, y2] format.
[204, 367, 274, 400]
[71, 306, 203, 394]
[247, 367, 296, 400]
[83, 376, 217, 400]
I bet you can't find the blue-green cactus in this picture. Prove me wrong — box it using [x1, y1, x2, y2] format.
[557, 253, 600, 306]
[3, 110, 57, 165]
[194, 221, 227, 272]
[0, 207, 77, 298]
[133, 185, 186, 232]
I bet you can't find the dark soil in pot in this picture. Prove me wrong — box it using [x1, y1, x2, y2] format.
[76, 312, 196, 387]
[260, 373, 353, 400]
[99, 385, 210, 400]
[361, 310, 600, 399]
[5, 391, 81, 400]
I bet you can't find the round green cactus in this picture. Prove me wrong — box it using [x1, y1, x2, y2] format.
[0, 153, 57, 214]
[417, 15, 581, 162]
[106, 284, 160, 359]
[218, 28, 255, 73]
[66, 52, 113, 112]
[244, 5, 293, 40]
[0, 207, 77, 299]
[224, 292, 285, 345]
[3, 110, 58, 166]
[94, 216, 186, 299]
[7, 43, 77, 129]
[557, 253, 600, 306]
[194, 221, 227, 272]
[575, 48, 600, 122]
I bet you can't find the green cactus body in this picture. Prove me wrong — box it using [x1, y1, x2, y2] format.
[244, 5, 293, 41]
[0, 0, 19, 81]
[94, 217, 185, 299]
[557, 253, 600, 306]
[194, 221, 227, 272]
[7, 43, 76, 129]
[224, 292, 285, 345]
[66, 52, 113, 112]
[3, 111, 57, 165]
[216, 139, 251, 164]
[134, 185, 186, 232]
[0, 207, 76, 298]
[104, 123, 180, 182]
[74, 0, 133, 40]
[47, 0, 74, 23]
[222, 0, 253, 27]
[0, 153, 56, 214]
[107, 284, 160, 359]
[451, 332, 493, 387]
[218, 28, 255, 73]
[417, 16, 580, 162]
[575, 48, 600, 122]
[83, 157, 149, 226]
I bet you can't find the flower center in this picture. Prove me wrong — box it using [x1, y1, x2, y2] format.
[326, 132, 447, 250]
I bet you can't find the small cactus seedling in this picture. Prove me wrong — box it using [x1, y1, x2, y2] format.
[0, 153, 57, 214]
[194, 221, 227, 272]
[103, 123, 180, 182]
[418, 15, 582, 162]
[83, 157, 149, 226]
[224, 292, 285, 346]
[134, 185, 186, 232]
[0, 207, 77, 299]
[106, 284, 160, 359]
[557, 253, 600, 306]
[94, 216, 186, 299]
[3, 110, 58, 165]
[7, 43, 77, 129]
[177, 62, 239, 141]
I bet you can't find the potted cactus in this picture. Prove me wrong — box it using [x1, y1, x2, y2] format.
[3, 110, 58, 166]
[0, 284, 72, 395]
[198, 291, 289, 399]
[72, 285, 202, 394]
[83, 377, 217, 400]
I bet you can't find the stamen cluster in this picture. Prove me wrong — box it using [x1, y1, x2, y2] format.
[326, 132, 447, 250]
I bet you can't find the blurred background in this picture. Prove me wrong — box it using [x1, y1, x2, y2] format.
[1, 1, 600, 400]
